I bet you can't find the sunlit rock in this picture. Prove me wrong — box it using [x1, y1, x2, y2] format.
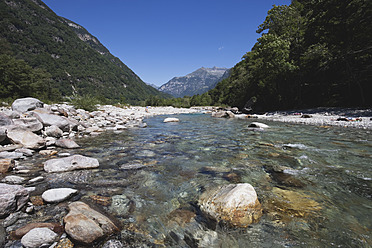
[21, 227, 58, 248]
[198, 183, 262, 227]
[44, 155, 99, 173]
[248, 122, 270, 129]
[64, 201, 119, 244]
[11, 97, 44, 113]
[164, 117, 180, 123]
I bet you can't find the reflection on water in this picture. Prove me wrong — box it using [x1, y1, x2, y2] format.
[41, 114, 372, 246]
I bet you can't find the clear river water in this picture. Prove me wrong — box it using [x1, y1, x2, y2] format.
[30, 113, 372, 247]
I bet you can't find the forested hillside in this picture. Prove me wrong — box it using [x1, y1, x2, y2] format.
[0, 0, 168, 104]
[195, 0, 372, 111]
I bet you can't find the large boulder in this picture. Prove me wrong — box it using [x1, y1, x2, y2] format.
[0, 113, 13, 126]
[13, 118, 43, 132]
[198, 183, 262, 227]
[20, 227, 59, 248]
[11, 97, 44, 113]
[32, 112, 70, 132]
[0, 183, 29, 217]
[7, 129, 45, 149]
[43, 155, 99, 173]
[64, 201, 119, 244]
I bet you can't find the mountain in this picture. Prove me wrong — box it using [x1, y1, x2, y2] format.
[159, 67, 229, 98]
[0, 0, 168, 103]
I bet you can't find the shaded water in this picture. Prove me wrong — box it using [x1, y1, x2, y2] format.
[35, 114, 372, 247]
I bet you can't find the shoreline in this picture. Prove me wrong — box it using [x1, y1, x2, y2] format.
[252, 107, 372, 130]
[209, 106, 372, 130]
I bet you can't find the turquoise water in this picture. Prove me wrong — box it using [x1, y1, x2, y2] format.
[67, 113, 372, 247]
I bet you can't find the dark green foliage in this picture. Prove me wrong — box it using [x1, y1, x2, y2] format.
[0, 0, 168, 104]
[0, 54, 60, 102]
[70, 94, 99, 112]
[195, 0, 372, 111]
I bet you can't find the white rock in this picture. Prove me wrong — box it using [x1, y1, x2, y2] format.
[6, 129, 45, 150]
[234, 114, 248, 119]
[11, 97, 44, 113]
[248, 122, 270, 129]
[2, 175, 26, 184]
[44, 125, 63, 138]
[33, 112, 70, 132]
[42, 188, 78, 203]
[43, 155, 99, 173]
[29, 176, 44, 183]
[13, 118, 43, 132]
[21, 227, 58, 248]
[164, 117, 180, 123]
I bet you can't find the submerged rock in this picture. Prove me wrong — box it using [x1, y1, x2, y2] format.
[43, 155, 99, 173]
[102, 239, 124, 248]
[267, 187, 321, 222]
[198, 183, 262, 227]
[64, 201, 119, 244]
[0, 183, 29, 218]
[110, 195, 133, 216]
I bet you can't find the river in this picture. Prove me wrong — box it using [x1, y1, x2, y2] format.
[27, 113, 372, 247]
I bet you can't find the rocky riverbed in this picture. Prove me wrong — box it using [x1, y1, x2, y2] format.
[1, 99, 371, 247]
[0, 97, 206, 247]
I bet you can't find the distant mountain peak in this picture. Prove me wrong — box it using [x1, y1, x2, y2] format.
[159, 67, 230, 98]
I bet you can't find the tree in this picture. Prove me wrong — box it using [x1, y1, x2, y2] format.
[0, 54, 59, 101]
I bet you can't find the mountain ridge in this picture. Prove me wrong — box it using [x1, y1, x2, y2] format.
[0, 0, 168, 103]
[159, 67, 229, 98]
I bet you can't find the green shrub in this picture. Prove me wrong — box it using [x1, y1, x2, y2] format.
[70, 95, 99, 112]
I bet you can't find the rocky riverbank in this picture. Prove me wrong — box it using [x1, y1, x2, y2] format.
[210, 107, 372, 129]
[0, 97, 205, 247]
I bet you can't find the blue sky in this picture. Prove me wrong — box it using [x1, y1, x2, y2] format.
[43, 0, 291, 86]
